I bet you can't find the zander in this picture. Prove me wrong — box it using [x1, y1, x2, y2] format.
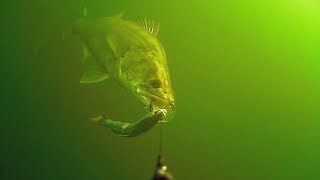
[72, 14, 175, 137]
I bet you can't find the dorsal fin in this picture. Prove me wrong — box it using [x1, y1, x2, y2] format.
[138, 18, 160, 36]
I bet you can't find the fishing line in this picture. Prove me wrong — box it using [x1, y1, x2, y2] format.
[159, 121, 163, 156]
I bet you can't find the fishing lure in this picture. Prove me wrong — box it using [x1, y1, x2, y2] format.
[72, 14, 175, 137]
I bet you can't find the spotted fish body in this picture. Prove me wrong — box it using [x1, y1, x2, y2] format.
[72, 14, 175, 137]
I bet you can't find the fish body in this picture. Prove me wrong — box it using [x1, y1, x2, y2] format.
[73, 14, 175, 136]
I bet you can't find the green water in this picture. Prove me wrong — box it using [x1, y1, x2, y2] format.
[1, 0, 320, 179]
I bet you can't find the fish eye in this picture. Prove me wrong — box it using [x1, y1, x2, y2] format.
[149, 79, 162, 89]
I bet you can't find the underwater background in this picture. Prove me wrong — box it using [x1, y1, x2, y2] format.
[1, 0, 320, 179]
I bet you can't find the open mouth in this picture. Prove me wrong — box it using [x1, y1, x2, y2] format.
[137, 87, 175, 112]
[148, 93, 175, 112]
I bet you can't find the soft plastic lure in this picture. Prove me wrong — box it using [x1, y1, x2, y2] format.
[72, 14, 175, 137]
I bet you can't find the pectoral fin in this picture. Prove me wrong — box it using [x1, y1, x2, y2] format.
[80, 51, 109, 84]
[107, 36, 120, 59]
[81, 44, 90, 64]
[80, 70, 109, 83]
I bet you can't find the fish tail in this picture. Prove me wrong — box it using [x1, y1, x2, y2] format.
[71, 0, 88, 35]
[62, 18, 84, 40]
[62, 0, 87, 40]
[90, 115, 131, 136]
[90, 115, 105, 124]
[71, 18, 86, 35]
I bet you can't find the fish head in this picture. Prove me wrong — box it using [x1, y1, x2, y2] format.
[135, 49, 175, 117]
[145, 78, 175, 113]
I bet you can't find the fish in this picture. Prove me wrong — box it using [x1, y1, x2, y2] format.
[72, 14, 175, 137]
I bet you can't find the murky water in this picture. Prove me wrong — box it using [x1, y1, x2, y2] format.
[2, 0, 320, 179]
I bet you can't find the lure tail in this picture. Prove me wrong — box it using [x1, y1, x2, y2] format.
[91, 109, 167, 137]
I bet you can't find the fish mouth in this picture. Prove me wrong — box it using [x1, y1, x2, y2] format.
[148, 94, 175, 122]
[145, 91, 175, 113]
[137, 88, 175, 121]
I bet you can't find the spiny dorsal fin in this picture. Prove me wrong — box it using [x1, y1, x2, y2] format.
[138, 18, 160, 36]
